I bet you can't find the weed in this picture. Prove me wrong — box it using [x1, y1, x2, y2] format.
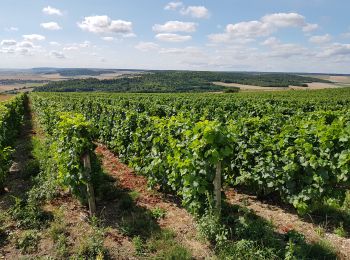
[22, 159, 40, 180]
[49, 208, 67, 242]
[151, 207, 166, 220]
[147, 229, 191, 260]
[54, 234, 69, 259]
[315, 225, 326, 237]
[218, 239, 279, 260]
[15, 230, 40, 254]
[334, 222, 347, 237]
[9, 196, 52, 229]
[132, 235, 145, 256]
[75, 217, 108, 259]
[197, 206, 228, 247]
[129, 190, 140, 201]
[119, 193, 134, 210]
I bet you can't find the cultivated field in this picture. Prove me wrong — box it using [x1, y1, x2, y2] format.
[214, 81, 344, 91]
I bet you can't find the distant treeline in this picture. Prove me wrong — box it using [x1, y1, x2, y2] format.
[35, 71, 331, 92]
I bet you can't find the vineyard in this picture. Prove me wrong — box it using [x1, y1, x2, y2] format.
[30, 89, 350, 214]
[1, 89, 350, 258]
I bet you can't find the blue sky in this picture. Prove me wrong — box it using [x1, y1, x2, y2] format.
[0, 0, 350, 73]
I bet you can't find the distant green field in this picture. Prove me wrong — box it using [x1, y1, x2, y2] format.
[34, 71, 331, 92]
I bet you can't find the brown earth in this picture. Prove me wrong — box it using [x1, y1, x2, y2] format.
[225, 189, 350, 259]
[95, 144, 214, 259]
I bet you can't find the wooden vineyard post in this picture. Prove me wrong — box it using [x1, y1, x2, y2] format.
[82, 152, 96, 216]
[213, 161, 222, 214]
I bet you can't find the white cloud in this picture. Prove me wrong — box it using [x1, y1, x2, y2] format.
[209, 12, 318, 43]
[63, 41, 91, 51]
[17, 41, 34, 48]
[1, 39, 17, 46]
[50, 51, 65, 59]
[79, 41, 91, 48]
[261, 37, 280, 46]
[23, 34, 45, 41]
[102, 37, 114, 41]
[49, 41, 60, 46]
[63, 46, 78, 51]
[261, 13, 305, 28]
[4, 27, 18, 32]
[164, 1, 183, 11]
[155, 33, 192, 42]
[309, 34, 332, 44]
[153, 21, 197, 33]
[42, 6, 63, 16]
[159, 46, 203, 56]
[303, 23, 319, 32]
[135, 41, 159, 51]
[40, 22, 62, 31]
[319, 43, 350, 57]
[78, 15, 133, 36]
[180, 6, 209, 19]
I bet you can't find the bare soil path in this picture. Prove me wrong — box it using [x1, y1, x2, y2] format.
[95, 144, 214, 259]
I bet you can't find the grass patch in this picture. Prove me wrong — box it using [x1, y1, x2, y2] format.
[74, 217, 108, 259]
[15, 230, 40, 254]
[146, 229, 191, 260]
[9, 196, 52, 229]
[204, 201, 339, 260]
[151, 207, 167, 220]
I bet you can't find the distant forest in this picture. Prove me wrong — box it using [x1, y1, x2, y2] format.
[34, 71, 331, 93]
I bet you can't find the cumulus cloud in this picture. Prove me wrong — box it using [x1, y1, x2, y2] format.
[78, 15, 133, 37]
[135, 41, 159, 51]
[42, 6, 63, 16]
[180, 6, 209, 19]
[164, 1, 183, 11]
[155, 33, 192, 42]
[102, 37, 114, 41]
[165, 2, 209, 19]
[23, 34, 45, 41]
[1, 39, 17, 46]
[40, 22, 62, 30]
[17, 41, 34, 48]
[309, 34, 332, 44]
[318, 43, 350, 57]
[153, 21, 197, 33]
[303, 23, 319, 32]
[50, 51, 65, 59]
[209, 12, 318, 43]
[261, 13, 305, 28]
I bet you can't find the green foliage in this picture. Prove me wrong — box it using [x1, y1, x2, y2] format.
[30, 88, 350, 214]
[151, 207, 167, 220]
[15, 230, 40, 254]
[197, 202, 228, 246]
[75, 217, 108, 259]
[132, 236, 145, 256]
[218, 239, 280, 260]
[35, 71, 330, 93]
[53, 112, 95, 199]
[0, 94, 26, 189]
[147, 229, 192, 260]
[334, 223, 347, 237]
[9, 196, 52, 229]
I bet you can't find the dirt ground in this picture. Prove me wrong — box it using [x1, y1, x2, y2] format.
[0, 95, 12, 101]
[95, 144, 214, 259]
[213, 81, 344, 91]
[225, 189, 350, 259]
